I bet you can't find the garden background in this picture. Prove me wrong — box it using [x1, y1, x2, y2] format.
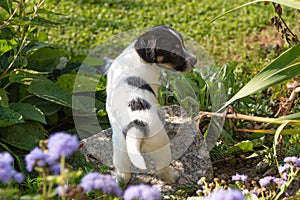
[0, 0, 299, 199]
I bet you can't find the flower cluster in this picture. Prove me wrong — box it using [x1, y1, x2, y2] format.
[259, 176, 284, 187]
[0, 152, 24, 184]
[124, 184, 162, 200]
[196, 156, 300, 200]
[25, 132, 79, 174]
[80, 172, 123, 197]
[80, 172, 161, 199]
[206, 188, 244, 200]
[232, 173, 248, 182]
[258, 156, 300, 188]
[1, 131, 163, 200]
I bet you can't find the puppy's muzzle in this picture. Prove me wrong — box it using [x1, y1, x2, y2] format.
[185, 52, 197, 70]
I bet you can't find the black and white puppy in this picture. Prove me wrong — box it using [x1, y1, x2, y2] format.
[106, 25, 197, 184]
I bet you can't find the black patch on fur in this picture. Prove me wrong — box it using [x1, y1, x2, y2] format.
[128, 97, 151, 111]
[123, 120, 149, 138]
[126, 76, 155, 96]
[134, 25, 197, 72]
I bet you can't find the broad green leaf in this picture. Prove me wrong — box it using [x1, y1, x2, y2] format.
[0, 107, 24, 127]
[0, 39, 17, 56]
[229, 140, 253, 153]
[0, 122, 46, 151]
[0, 88, 9, 107]
[26, 47, 67, 73]
[209, 0, 300, 24]
[220, 44, 300, 110]
[10, 103, 46, 124]
[9, 69, 48, 85]
[56, 74, 76, 93]
[245, 193, 259, 200]
[28, 80, 72, 108]
[24, 97, 61, 116]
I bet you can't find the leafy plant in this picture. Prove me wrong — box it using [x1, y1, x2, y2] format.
[0, 1, 107, 172]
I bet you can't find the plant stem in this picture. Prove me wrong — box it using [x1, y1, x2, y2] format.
[42, 171, 48, 199]
[60, 155, 66, 200]
[194, 111, 300, 125]
[0, 1, 22, 29]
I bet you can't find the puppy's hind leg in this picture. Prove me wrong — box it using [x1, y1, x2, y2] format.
[113, 145, 131, 184]
[149, 144, 179, 184]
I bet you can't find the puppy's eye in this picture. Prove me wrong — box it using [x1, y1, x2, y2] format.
[171, 52, 178, 57]
[171, 49, 180, 57]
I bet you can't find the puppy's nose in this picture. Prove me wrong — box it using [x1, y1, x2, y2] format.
[188, 55, 197, 66]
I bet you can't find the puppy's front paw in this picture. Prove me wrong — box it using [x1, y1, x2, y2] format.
[113, 170, 131, 186]
[157, 166, 179, 184]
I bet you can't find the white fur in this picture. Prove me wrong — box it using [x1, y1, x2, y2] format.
[106, 43, 177, 184]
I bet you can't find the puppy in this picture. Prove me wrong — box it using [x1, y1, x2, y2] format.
[106, 25, 197, 184]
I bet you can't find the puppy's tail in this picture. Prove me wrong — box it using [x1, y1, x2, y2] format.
[126, 137, 147, 170]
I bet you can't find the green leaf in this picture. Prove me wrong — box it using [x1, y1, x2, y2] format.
[273, 122, 289, 160]
[10, 103, 46, 124]
[0, 88, 9, 107]
[0, 0, 12, 14]
[278, 112, 300, 121]
[220, 44, 300, 110]
[229, 140, 253, 153]
[209, 0, 300, 24]
[56, 74, 76, 93]
[28, 8, 64, 16]
[0, 122, 46, 151]
[12, 16, 62, 27]
[9, 69, 48, 85]
[0, 107, 24, 127]
[0, 39, 17, 56]
[26, 47, 67, 72]
[24, 97, 61, 116]
[244, 192, 259, 200]
[28, 79, 72, 107]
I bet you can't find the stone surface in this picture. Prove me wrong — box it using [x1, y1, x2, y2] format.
[80, 105, 213, 192]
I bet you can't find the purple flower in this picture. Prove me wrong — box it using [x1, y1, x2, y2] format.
[279, 163, 290, 173]
[80, 172, 122, 197]
[273, 178, 285, 186]
[124, 184, 161, 200]
[259, 176, 274, 187]
[47, 132, 79, 160]
[282, 172, 288, 180]
[25, 147, 47, 172]
[57, 184, 68, 196]
[232, 173, 248, 182]
[0, 152, 24, 183]
[251, 189, 258, 196]
[284, 156, 298, 163]
[208, 188, 244, 200]
[295, 159, 300, 167]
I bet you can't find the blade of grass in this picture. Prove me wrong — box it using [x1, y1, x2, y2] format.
[219, 43, 300, 111]
[273, 122, 289, 168]
[278, 112, 300, 121]
[209, 0, 300, 24]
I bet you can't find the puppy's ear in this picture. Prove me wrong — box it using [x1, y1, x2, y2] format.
[134, 34, 157, 63]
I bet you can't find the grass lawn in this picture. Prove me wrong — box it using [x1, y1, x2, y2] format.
[1, 0, 299, 199]
[43, 0, 298, 69]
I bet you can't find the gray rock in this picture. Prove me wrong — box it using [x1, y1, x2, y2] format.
[80, 105, 213, 192]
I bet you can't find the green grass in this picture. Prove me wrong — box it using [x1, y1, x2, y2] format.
[43, 0, 298, 68]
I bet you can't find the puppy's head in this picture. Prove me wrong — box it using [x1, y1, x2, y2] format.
[134, 25, 197, 72]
